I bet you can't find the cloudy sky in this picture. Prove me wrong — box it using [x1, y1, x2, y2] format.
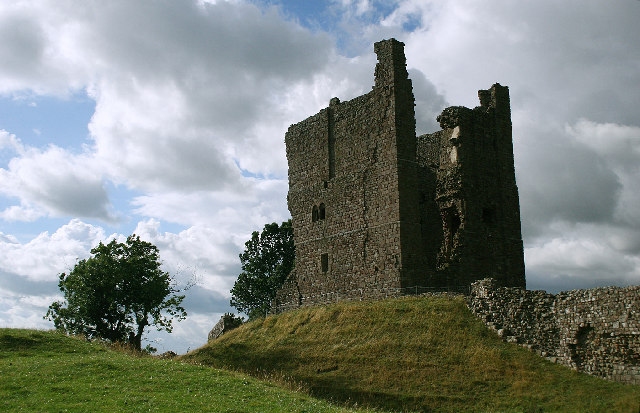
[1, 0, 639, 353]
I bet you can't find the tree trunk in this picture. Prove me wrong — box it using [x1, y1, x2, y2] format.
[134, 317, 148, 351]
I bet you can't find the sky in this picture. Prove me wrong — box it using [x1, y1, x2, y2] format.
[1, 0, 639, 354]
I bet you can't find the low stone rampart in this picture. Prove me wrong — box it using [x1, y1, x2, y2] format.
[207, 313, 243, 342]
[468, 279, 639, 384]
[273, 280, 469, 313]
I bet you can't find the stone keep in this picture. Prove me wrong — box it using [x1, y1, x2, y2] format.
[275, 39, 525, 311]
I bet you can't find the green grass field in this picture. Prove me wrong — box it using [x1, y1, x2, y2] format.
[2, 295, 639, 412]
[183, 295, 640, 413]
[0, 328, 365, 412]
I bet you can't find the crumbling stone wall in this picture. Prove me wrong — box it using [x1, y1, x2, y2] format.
[207, 313, 243, 342]
[418, 87, 525, 288]
[275, 38, 525, 312]
[469, 279, 640, 384]
[555, 287, 640, 383]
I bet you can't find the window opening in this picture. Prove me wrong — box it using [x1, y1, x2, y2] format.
[312, 205, 319, 222]
[321, 253, 329, 273]
[449, 211, 461, 236]
[319, 203, 326, 220]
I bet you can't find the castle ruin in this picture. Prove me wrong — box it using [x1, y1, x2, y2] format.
[266, 38, 639, 384]
[275, 38, 525, 311]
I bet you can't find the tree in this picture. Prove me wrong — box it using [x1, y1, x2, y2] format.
[45, 235, 187, 351]
[230, 220, 295, 320]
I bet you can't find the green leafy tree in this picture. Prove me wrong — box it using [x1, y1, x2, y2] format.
[230, 220, 294, 320]
[45, 235, 187, 351]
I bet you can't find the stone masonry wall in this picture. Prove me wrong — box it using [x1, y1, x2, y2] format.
[417, 87, 525, 289]
[279, 39, 418, 309]
[468, 278, 640, 384]
[275, 38, 525, 313]
[207, 313, 243, 342]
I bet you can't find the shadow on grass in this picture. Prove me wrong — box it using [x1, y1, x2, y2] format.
[193, 343, 449, 412]
[309, 377, 433, 412]
[0, 331, 48, 351]
[189, 341, 300, 373]
[304, 373, 482, 413]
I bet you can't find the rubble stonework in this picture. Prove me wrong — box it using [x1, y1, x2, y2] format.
[275, 38, 525, 311]
[469, 279, 640, 384]
[207, 313, 243, 342]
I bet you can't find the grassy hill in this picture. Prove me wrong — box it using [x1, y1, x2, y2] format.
[183, 295, 640, 413]
[3, 297, 638, 412]
[0, 328, 364, 412]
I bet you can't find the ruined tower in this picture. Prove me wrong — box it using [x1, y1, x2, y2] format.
[275, 39, 525, 311]
[417, 85, 525, 288]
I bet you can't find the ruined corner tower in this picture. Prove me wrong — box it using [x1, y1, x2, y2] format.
[275, 39, 525, 312]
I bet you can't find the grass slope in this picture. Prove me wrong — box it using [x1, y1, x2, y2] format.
[0, 328, 365, 413]
[184, 295, 640, 413]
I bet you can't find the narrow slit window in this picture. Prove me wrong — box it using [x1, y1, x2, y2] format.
[312, 205, 319, 222]
[450, 212, 461, 235]
[321, 253, 329, 273]
[319, 203, 326, 220]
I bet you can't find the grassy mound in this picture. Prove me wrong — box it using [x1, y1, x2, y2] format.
[183, 295, 640, 412]
[0, 328, 363, 412]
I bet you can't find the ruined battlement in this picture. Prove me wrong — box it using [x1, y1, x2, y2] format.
[275, 39, 525, 311]
[418, 82, 523, 288]
[469, 279, 640, 384]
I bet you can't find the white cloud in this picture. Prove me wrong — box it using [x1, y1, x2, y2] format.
[0, 219, 106, 282]
[130, 176, 289, 229]
[0, 143, 113, 221]
[567, 120, 640, 227]
[525, 223, 640, 292]
[0, 130, 23, 153]
[516, 122, 621, 228]
[404, 0, 640, 117]
[0, 295, 59, 330]
[0, 205, 42, 222]
[78, 0, 334, 193]
[148, 312, 224, 354]
[0, 0, 337, 195]
[133, 219, 241, 291]
[568, 120, 640, 169]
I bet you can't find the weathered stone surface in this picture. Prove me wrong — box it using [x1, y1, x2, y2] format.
[207, 313, 243, 342]
[274, 38, 524, 312]
[469, 278, 640, 385]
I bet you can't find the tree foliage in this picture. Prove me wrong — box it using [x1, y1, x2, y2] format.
[45, 235, 187, 350]
[230, 220, 294, 320]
